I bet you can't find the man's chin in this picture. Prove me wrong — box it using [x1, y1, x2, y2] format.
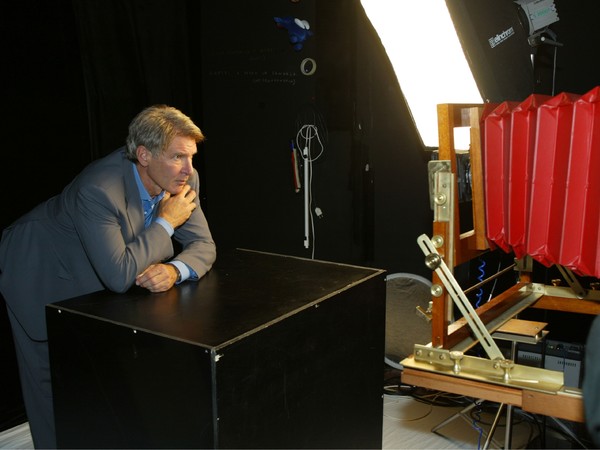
[169, 185, 185, 195]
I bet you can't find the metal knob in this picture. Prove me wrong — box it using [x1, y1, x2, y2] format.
[499, 359, 515, 383]
[449, 351, 463, 374]
[425, 253, 441, 270]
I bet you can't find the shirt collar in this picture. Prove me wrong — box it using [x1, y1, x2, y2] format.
[132, 163, 165, 205]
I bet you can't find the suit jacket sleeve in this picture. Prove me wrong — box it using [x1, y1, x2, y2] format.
[171, 172, 216, 279]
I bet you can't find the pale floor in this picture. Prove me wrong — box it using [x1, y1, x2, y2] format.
[0, 390, 591, 449]
[384, 393, 540, 449]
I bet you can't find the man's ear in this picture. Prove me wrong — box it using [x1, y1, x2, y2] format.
[136, 146, 150, 166]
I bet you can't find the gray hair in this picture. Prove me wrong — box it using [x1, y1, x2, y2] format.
[125, 104, 205, 161]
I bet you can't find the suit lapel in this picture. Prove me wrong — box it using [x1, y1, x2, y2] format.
[121, 151, 145, 233]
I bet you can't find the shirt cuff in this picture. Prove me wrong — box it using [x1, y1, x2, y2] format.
[168, 261, 190, 283]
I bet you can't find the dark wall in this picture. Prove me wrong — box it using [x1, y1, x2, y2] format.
[70, 0, 204, 158]
[199, 1, 317, 258]
[1, 0, 87, 430]
[1, 0, 89, 232]
[198, 1, 382, 266]
[199, 1, 433, 273]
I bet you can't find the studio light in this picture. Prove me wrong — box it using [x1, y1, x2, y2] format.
[361, 0, 483, 150]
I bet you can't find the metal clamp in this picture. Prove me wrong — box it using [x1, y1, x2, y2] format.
[417, 233, 504, 361]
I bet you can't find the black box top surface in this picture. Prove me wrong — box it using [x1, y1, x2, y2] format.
[47, 248, 385, 348]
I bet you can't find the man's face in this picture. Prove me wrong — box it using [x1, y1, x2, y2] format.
[140, 136, 197, 196]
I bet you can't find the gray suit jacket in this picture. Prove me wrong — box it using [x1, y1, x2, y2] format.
[0, 148, 216, 341]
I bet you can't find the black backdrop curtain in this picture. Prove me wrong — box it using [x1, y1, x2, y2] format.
[71, 0, 203, 160]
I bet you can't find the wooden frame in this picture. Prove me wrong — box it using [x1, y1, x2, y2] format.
[431, 103, 490, 348]
[402, 367, 584, 423]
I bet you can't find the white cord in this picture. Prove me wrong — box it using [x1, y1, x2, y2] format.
[296, 124, 324, 162]
[296, 123, 324, 257]
[309, 158, 316, 259]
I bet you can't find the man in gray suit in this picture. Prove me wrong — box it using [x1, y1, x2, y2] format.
[0, 104, 217, 449]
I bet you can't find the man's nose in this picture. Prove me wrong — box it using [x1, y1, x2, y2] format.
[183, 157, 194, 173]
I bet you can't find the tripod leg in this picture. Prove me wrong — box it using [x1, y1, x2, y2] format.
[431, 402, 477, 433]
[483, 403, 505, 450]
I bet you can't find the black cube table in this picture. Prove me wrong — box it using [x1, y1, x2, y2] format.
[47, 249, 386, 449]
